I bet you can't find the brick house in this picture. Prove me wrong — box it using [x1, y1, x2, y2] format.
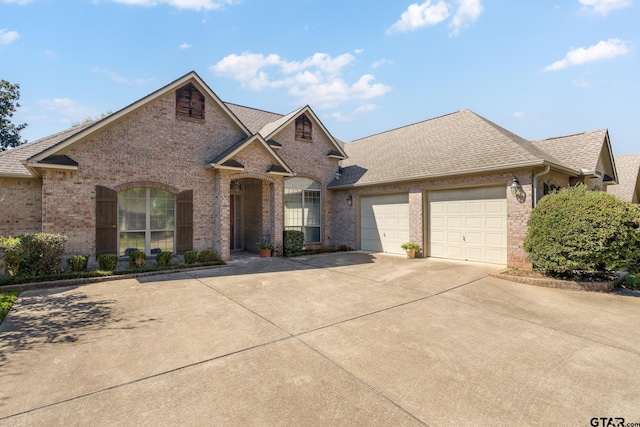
[0, 72, 620, 268]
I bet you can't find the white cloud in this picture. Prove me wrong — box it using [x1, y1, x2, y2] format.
[372, 58, 393, 69]
[572, 76, 591, 87]
[37, 98, 103, 124]
[0, 29, 21, 45]
[211, 51, 391, 109]
[354, 49, 364, 54]
[90, 67, 153, 85]
[512, 111, 525, 118]
[449, 0, 483, 35]
[579, 0, 631, 15]
[543, 38, 629, 71]
[109, 0, 235, 11]
[180, 43, 191, 50]
[327, 104, 378, 122]
[1, 0, 33, 4]
[386, 1, 450, 34]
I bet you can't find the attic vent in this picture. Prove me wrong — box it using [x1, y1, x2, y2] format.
[176, 83, 205, 120]
[295, 114, 312, 140]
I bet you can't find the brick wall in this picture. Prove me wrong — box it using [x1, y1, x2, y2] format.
[0, 178, 42, 236]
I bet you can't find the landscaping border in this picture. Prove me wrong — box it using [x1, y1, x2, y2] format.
[490, 269, 624, 292]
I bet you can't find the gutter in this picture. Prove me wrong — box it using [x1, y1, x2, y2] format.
[532, 165, 551, 207]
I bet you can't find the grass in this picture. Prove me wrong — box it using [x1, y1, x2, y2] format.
[0, 291, 19, 324]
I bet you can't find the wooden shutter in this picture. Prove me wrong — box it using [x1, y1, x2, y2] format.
[95, 186, 118, 256]
[295, 115, 312, 139]
[176, 84, 204, 119]
[176, 190, 193, 254]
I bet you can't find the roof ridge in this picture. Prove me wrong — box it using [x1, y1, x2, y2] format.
[349, 110, 462, 143]
[224, 102, 284, 118]
[534, 128, 607, 143]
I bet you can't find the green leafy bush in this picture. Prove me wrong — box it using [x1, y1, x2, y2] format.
[0, 236, 22, 276]
[18, 233, 67, 275]
[1, 291, 19, 324]
[524, 185, 640, 276]
[155, 251, 172, 267]
[197, 249, 220, 263]
[284, 230, 304, 256]
[129, 251, 146, 269]
[184, 250, 198, 265]
[67, 255, 88, 272]
[97, 254, 118, 271]
[621, 273, 640, 290]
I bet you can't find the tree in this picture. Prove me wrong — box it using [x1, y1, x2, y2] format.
[1, 80, 28, 151]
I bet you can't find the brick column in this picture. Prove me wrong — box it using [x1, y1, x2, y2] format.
[213, 172, 231, 261]
[270, 179, 284, 256]
[408, 185, 424, 257]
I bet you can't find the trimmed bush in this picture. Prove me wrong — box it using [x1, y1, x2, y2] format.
[283, 230, 304, 256]
[67, 255, 88, 272]
[97, 254, 118, 271]
[184, 250, 198, 265]
[18, 233, 67, 275]
[129, 251, 147, 269]
[156, 251, 173, 267]
[524, 185, 640, 276]
[197, 249, 220, 263]
[0, 236, 22, 276]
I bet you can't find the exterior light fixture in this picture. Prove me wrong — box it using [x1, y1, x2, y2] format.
[510, 178, 525, 198]
[346, 193, 353, 206]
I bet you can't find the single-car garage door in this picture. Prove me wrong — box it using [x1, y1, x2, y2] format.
[360, 194, 410, 255]
[428, 186, 507, 265]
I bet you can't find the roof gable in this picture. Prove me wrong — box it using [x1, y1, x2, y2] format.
[26, 71, 251, 167]
[206, 134, 293, 176]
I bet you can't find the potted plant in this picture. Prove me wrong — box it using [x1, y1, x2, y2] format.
[256, 241, 274, 258]
[401, 242, 420, 259]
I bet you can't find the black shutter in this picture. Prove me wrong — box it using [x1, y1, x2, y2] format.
[96, 186, 118, 256]
[176, 190, 193, 254]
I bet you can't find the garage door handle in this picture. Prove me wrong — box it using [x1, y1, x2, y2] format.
[462, 235, 465, 242]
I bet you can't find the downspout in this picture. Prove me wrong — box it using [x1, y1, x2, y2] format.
[532, 165, 551, 208]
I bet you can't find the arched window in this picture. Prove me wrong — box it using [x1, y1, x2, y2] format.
[118, 188, 175, 256]
[284, 177, 321, 243]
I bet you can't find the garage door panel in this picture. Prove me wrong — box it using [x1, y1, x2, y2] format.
[428, 187, 507, 265]
[360, 194, 409, 255]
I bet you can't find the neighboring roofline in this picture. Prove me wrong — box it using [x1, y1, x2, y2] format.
[329, 160, 578, 189]
[206, 134, 294, 175]
[262, 105, 348, 159]
[602, 130, 619, 184]
[28, 71, 252, 163]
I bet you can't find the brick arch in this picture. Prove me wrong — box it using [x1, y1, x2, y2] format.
[113, 181, 180, 194]
[228, 172, 278, 184]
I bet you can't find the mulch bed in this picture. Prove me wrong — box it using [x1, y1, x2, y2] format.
[491, 268, 623, 292]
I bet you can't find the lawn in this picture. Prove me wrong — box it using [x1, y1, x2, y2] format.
[0, 291, 19, 324]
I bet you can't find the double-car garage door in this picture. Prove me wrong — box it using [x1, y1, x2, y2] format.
[360, 186, 507, 264]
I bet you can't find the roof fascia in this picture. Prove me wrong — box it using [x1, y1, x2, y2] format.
[601, 130, 619, 184]
[29, 71, 252, 163]
[264, 106, 348, 159]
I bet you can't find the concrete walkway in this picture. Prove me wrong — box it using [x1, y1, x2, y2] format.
[1, 252, 639, 426]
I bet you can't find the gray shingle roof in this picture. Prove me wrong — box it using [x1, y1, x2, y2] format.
[332, 109, 563, 187]
[531, 129, 608, 173]
[0, 122, 94, 177]
[608, 154, 640, 202]
[225, 103, 284, 135]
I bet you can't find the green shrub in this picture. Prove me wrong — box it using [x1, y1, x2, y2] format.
[97, 254, 118, 271]
[67, 255, 88, 272]
[1, 291, 19, 324]
[524, 185, 640, 276]
[621, 273, 640, 290]
[156, 251, 173, 267]
[18, 233, 67, 275]
[129, 251, 146, 269]
[283, 230, 304, 256]
[197, 249, 220, 263]
[184, 250, 198, 265]
[0, 236, 22, 276]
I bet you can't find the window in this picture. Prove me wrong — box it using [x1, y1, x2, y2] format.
[285, 177, 321, 243]
[176, 83, 205, 120]
[118, 188, 175, 256]
[295, 115, 312, 140]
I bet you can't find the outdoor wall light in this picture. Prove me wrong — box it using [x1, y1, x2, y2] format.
[346, 193, 353, 206]
[510, 178, 525, 198]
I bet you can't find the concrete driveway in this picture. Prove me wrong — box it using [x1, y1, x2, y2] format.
[1, 252, 639, 426]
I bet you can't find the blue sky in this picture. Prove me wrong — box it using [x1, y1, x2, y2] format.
[2, 0, 638, 154]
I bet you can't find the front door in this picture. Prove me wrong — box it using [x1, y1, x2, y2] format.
[230, 194, 243, 250]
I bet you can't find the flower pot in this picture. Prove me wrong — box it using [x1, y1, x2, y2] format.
[406, 248, 416, 259]
[259, 249, 272, 258]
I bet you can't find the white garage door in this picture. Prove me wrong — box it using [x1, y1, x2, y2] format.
[360, 194, 410, 255]
[428, 186, 507, 265]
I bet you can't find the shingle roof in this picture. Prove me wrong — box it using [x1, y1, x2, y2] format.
[531, 129, 608, 173]
[608, 154, 640, 202]
[225, 103, 284, 135]
[331, 109, 563, 187]
[0, 122, 94, 177]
